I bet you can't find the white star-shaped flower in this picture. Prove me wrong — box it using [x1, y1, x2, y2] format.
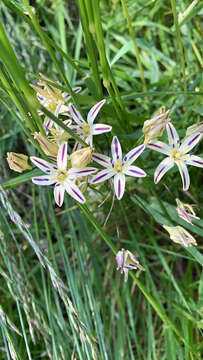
[30, 142, 97, 206]
[91, 136, 146, 200]
[147, 123, 203, 191]
[69, 100, 112, 146]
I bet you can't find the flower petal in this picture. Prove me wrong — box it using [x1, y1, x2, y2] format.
[63, 119, 72, 127]
[54, 184, 65, 207]
[68, 167, 97, 177]
[57, 142, 67, 171]
[69, 103, 85, 124]
[62, 87, 81, 101]
[111, 136, 122, 161]
[64, 180, 85, 203]
[176, 161, 190, 191]
[179, 133, 201, 154]
[166, 123, 180, 147]
[125, 144, 145, 166]
[30, 157, 57, 173]
[124, 165, 146, 177]
[147, 141, 170, 155]
[92, 123, 112, 135]
[92, 153, 111, 168]
[185, 155, 203, 168]
[32, 175, 56, 186]
[43, 117, 53, 133]
[87, 99, 106, 125]
[91, 169, 114, 184]
[154, 157, 174, 183]
[114, 173, 125, 200]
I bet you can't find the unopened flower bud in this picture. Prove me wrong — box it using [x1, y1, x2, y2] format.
[116, 249, 145, 282]
[143, 106, 171, 144]
[163, 225, 197, 247]
[34, 132, 58, 157]
[70, 147, 94, 168]
[7, 153, 32, 173]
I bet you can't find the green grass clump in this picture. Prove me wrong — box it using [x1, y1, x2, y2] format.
[0, 0, 202, 359]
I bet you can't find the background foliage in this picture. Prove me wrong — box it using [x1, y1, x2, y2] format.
[0, 0, 203, 359]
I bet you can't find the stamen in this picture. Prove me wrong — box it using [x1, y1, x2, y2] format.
[123, 156, 127, 161]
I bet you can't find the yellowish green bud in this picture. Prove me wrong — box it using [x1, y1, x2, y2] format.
[143, 106, 171, 144]
[33, 132, 58, 157]
[70, 147, 94, 168]
[7, 153, 32, 173]
[163, 225, 197, 247]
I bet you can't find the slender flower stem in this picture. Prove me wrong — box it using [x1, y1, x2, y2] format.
[170, 0, 187, 96]
[120, 0, 147, 94]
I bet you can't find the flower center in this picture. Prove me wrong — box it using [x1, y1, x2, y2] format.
[170, 145, 188, 161]
[52, 169, 68, 184]
[77, 123, 91, 137]
[112, 159, 123, 173]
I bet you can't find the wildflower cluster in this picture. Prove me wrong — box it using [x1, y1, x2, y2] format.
[6, 76, 203, 280]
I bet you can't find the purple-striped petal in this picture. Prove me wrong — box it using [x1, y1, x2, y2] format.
[92, 153, 111, 168]
[166, 123, 180, 147]
[57, 142, 67, 170]
[54, 184, 65, 207]
[114, 173, 125, 200]
[147, 141, 171, 155]
[179, 133, 201, 154]
[43, 117, 53, 133]
[62, 87, 81, 101]
[154, 157, 174, 184]
[30, 157, 57, 173]
[125, 144, 145, 166]
[92, 123, 112, 135]
[63, 119, 72, 127]
[32, 175, 56, 186]
[91, 169, 114, 184]
[176, 161, 190, 191]
[124, 165, 146, 177]
[69, 103, 85, 124]
[87, 99, 106, 125]
[185, 155, 203, 168]
[68, 167, 97, 177]
[111, 136, 122, 162]
[116, 250, 124, 272]
[64, 180, 86, 203]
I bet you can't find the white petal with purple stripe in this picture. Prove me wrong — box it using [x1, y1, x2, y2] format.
[185, 155, 203, 168]
[111, 136, 122, 162]
[69, 104, 85, 124]
[30, 157, 57, 173]
[32, 175, 56, 186]
[166, 123, 180, 147]
[57, 142, 67, 170]
[92, 123, 112, 135]
[114, 173, 125, 200]
[124, 166, 146, 177]
[92, 153, 111, 168]
[91, 169, 114, 184]
[125, 144, 145, 166]
[54, 184, 65, 207]
[176, 161, 190, 191]
[147, 141, 170, 155]
[179, 133, 201, 154]
[87, 99, 106, 125]
[68, 167, 97, 177]
[154, 157, 174, 184]
[64, 180, 85, 203]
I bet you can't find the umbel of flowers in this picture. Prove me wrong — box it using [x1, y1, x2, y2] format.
[6, 77, 203, 280]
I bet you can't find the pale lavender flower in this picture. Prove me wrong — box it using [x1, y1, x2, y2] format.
[116, 249, 145, 282]
[176, 199, 199, 225]
[30, 142, 97, 207]
[163, 225, 197, 247]
[69, 100, 112, 146]
[91, 136, 146, 200]
[147, 123, 203, 191]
